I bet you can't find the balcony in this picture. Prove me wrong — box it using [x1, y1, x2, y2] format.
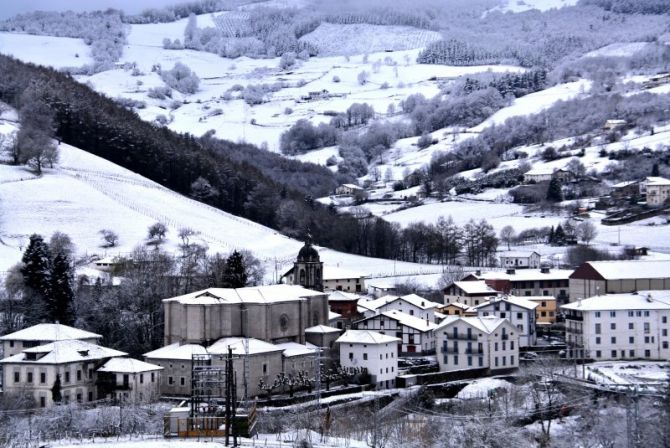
[465, 348, 483, 355]
[447, 334, 477, 341]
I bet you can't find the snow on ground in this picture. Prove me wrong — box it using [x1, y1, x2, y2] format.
[581, 361, 669, 388]
[0, 119, 442, 281]
[582, 42, 650, 59]
[492, 0, 579, 13]
[456, 378, 513, 399]
[0, 32, 93, 68]
[471, 80, 591, 131]
[126, 13, 218, 47]
[299, 23, 442, 56]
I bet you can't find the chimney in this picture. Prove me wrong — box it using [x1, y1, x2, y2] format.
[476, 270, 482, 276]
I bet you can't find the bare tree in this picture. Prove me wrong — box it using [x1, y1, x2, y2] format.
[577, 220, 597, 245]
[500, 225, 516, 251]
[147, 222, 168, 243]
[99, 229, 119, 248]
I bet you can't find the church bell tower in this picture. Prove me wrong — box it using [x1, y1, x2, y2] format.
[293, 233, 323, 292]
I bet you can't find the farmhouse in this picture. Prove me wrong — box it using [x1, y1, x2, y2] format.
[443, 280, 499, 307]
[357, 294, 440, 322]
[523, 168, 572, 184]
[569, 260, 670, 300]
[335, 183, 365, 195]
[435, 316, 519, 373]
[336, 330, 399, 389]
[562, 291, 670, 361]
[354, 310, 437, 355]
[0, 337, 127, 408]
[499, 251, 541, 270]
[471, 296, 538, 347]
[1, 323, 101, 357]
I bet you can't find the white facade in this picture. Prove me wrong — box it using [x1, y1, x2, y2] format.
[337, 330, 399, 389]
[355, 310, 437, 355]
[436, 317, 519, 373]
[443, 281, 499, 307]
[472, 296, 538, 347]
[645, 177, 670, 207]
[562, 291, 670, 361]
[1, 323, 101, 357]
[358, 294, 439, 322]
[499, 251, 541, 270]
[97, 358, 163, 403]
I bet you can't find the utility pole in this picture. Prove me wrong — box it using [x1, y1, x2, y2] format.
[225, 346, 232, 447]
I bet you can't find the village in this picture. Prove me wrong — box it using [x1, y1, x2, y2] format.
[1, 230, 670, 445]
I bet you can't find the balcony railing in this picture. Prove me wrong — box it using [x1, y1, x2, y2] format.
[447, 334, 477, 341]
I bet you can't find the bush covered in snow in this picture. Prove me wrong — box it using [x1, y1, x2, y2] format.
[160, 63, 200, 94]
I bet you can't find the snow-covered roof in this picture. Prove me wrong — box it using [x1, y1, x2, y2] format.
[499, 251, 540, 258]
[453, 280, 499, 295]
[645, 176, 670, 186]
[329, 311, 342, 320]
[445, 302, 471, 310]
[525, 296, 556, 302]
[562, 291, 670, 312]
[376, 310, 438, 332]
[163, 285, 324, 305]
[208, 337, 283, 356]
[613, 180, 638, 189]
[574, 260, 670, 281]
[359, 294, 439, 311]
[473, 269, 572, 282]
[328, 291, 362, 302]
[144, 343, 207, 360]
[0, 339, 125, 365]
[304, 325, 341, 334]
[98, 357, 163, 373]
[525, 167, 555, 176]
[323, 266, 366, 280]
[472, 295, 539, 311]
[0, 323, 101, 342]
[339, 183, 363, 190]
[275, 341, 318, 358]
[436, 316, 510, 334]
[336, 330, 400, 345]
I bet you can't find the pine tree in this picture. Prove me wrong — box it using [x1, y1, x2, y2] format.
[222, 250, 248, 288]
[50, 252, 75, 325]
[652, 163, 660, 177]
[20, 234, 52, 324]
[546, 177, 563, 202]
[553, 224, 566, 246]
[548, 226, 555, 245]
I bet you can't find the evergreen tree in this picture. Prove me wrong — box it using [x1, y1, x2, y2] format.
[50, 252, 75, 325]
[553, 224, 566, 246]
[652, 163, 660, 177]
[222, 250, 248, 288]
[548, 226, 555, 245]
[20, 234, 52, 324]
[546, 177, 563, 202]
[52, 374, 62, 403]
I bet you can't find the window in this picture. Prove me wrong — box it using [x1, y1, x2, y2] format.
[595, 312, 601, 318]
[151, 372, 155, 382]
[644, 311, 650, 317]
[595, 323, 601, 334]
[478, 357, 483, 367]
[263, 364, 268, 374]
[610, 323, 616, 330]
[663, 316, 668, 324]
[500, 312, 506, 319]
[40, 397, 46, 408]
[502, 356, 506, 366]
[628, 311, 634, 317]
[541, 301, 546, 307]
[609, 311, 616, 318]
[40, 372, 46, 384]
[180, 377, 185, 386]
[65, 371, 70, 383]
[168, 376, 174, 385]
[611, 350, 617, 358]
[349, 353, 354, 360]
[645, 336, 650, 343]
[502, 341, 506, 351]
[596, 350, 601, 358]
[9, 341, 14, 348]
[543, 290, 549, 296]
[140, 374, 144, 384]
[511, 355, 515, 365]
[644, 322, 650, 334]
[467, 356, 472, 366]
[516, 312, 523, 320]
[663, 341, 669, 349]
[511, 341, 515, 350]
[611, 337, 616, 344]
[664, 329, 668, 337]
[494, 342, 498, 351]
[453, 355, 458, 365]
[88, 392, 93, 402]
[645, 350, 651, 358]
[77, 370, 82, 381]
[409, 310, 414, 316]
[629, 337, 634, 344]
[27, 372, 33, 383]
[629, 323, 634, 330]
[363, 353, 368, 360]
[494, 357, 499, 367]
[629, 350, 635, 357]
[595, 337, 601, 344]
[541, 311, 547, 317]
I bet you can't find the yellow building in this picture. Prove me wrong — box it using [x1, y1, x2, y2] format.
[526, 296, 557, 324]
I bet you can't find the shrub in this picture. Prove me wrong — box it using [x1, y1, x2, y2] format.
[160, 62, 200, 94]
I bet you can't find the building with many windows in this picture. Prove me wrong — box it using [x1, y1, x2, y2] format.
[357, 294, 440, 322]
[461, 268, 572, 303]
[499, 251, 541, 270]
[354, 310, 437, 355]
[527, 296, 557, 325]
[336, 330, 399, 389]
[443, 281, 499, 307]
[0, 324, 101, 357]
[436, 316, 519, 373]
[96, 358, 163, 403]
[471, 296, 538, 347]
[562, 291, 670, 361]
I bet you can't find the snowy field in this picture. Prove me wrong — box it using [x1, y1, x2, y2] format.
[0, 32, 92, 68]
[582, 361, 669, 389]
[490, 0, 580, 13]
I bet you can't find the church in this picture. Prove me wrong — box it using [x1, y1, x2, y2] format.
[280, 234, 324, 292]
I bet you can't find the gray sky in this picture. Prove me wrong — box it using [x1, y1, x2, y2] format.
[0, 0, 179, 20]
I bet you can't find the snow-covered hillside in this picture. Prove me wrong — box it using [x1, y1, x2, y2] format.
[0, 116, 445, 282]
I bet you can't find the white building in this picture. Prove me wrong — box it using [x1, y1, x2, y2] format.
[472, 296, 539, 347]
[354, 310, 437, 355]
[499, 251, 541, 270]
[97, 358, 163, 403]
[323, 266, 367, 293]
[562, 291, 670, 361]
[1, 323, 101, 357]
[443, 281, 499, 307]
[336, 330, 399, 389]
[357, 294, 440, 322]
[335, 183, 365, 196]
[436, 316, 519, 373]
[143, 343, 208, 397]
[0, 339, 126, 408]
[644, 176, 670, 207]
